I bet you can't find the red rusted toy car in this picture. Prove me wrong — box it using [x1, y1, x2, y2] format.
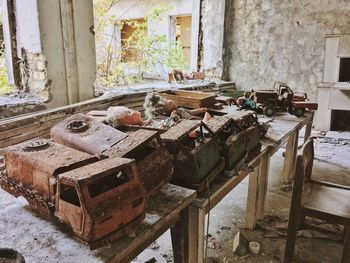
[245, 82, 318, 117]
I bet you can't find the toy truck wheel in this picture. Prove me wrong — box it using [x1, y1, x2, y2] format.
[294, 108, 305, 117]
[264, 107, 275, 117]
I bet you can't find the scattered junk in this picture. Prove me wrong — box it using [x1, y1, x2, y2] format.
[0, 248, 25, 263]
[237, 82, 318, 117]
[160, 120, 225, 190]
[143, 92, 177, 119]
[104, 129, 173, 197]
[105, 106, 145, 126]
[167, 70, 205, 82]
[51, 113, 128, 155]
[248, 241, 260, 255]
[206, 111, 263, 176]
[0, 138, 147, 249]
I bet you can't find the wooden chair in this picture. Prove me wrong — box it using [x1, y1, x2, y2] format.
[284, 138, 350, 263]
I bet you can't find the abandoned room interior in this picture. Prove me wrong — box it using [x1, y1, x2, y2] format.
[0, 0, 349, 262]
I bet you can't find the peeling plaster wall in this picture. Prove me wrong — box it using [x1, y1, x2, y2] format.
[226, 0, 350, 99]
[19, 50, 48, 100]
[200, 0, 225, 78]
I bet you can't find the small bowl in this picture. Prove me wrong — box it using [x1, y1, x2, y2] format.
[249, 241, 260, 255]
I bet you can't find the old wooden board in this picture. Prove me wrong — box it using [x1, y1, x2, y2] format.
[0, 184, 195, 263]
[160, 120, 200, 142]
[156, 90, 216, 109]
[260, 112, 313, 155]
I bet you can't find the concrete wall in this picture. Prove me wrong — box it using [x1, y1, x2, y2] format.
[225, 0, 350, 99]
[200, 0, 226, 78]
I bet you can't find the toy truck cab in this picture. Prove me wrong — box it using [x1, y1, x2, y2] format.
[55, 157, 146, 249]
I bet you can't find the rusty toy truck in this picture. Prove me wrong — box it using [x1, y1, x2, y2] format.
[241, 82, 318, 117]
[0, 139, 147, 249]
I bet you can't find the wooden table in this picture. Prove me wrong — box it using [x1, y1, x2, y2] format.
[174, 111, 314, 263]
[0, 184, 196, 263]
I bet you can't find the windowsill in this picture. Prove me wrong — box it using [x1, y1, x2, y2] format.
[0, 92, 47, 119]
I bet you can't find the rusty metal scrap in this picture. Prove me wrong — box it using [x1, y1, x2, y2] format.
[51, 113, 128, 155]
[206, 111, 262, 175]
[1, 137, 147, 249]
[105, 129, 173, 196]
[160, 120, 222, 190]
[2, 138, 97, 217]
[55, 157, 146, 247]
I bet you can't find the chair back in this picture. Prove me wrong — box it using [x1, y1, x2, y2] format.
[301, 137, 314, 181]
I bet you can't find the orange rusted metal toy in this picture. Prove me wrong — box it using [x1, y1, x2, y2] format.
[0, 138, 147, 249]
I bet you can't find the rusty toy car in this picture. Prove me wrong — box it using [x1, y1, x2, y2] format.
[241, 82, 318, 117]
[0, 139, 147, 249]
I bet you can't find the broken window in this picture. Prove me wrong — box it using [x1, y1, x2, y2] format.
[120, 18, 147, 62]
[60, 184, 81, 207]
[88, 170, 130, 197]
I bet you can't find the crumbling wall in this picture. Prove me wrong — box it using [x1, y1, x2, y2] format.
[19, 49, 48, 101]
[226, 0, 350, 99]
[200, 0, 225, 78]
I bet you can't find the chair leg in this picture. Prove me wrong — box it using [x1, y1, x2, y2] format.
[342, 223, 350, 263]
[284, 213, 302, 263]
[299, 211, 306, 229]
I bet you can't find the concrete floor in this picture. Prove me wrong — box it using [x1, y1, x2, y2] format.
[134, 133, 350, 263]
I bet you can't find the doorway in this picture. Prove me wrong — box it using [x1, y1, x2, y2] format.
[339, 58, 350, 82]
[173, 15, 192, 67]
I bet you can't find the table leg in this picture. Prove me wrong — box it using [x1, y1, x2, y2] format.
[188, 206, 205, 263]
[171, 209, 189, 263]
[245, 166, 259, 230]
[281, 128, 299, 190]
[257, 150, 270, 220]
[304, 121, 312, 143]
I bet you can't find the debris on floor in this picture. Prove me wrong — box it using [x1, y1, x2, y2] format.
[256, 214, 343, 241]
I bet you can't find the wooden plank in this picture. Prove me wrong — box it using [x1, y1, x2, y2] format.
[156, 90, 216, 109]
[0, 127, 52, 149]
[245, 166, 259, 230]
[160, 120, 200, 142]
[188, 206, 205, 263]
[0, 93, 147, 132]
